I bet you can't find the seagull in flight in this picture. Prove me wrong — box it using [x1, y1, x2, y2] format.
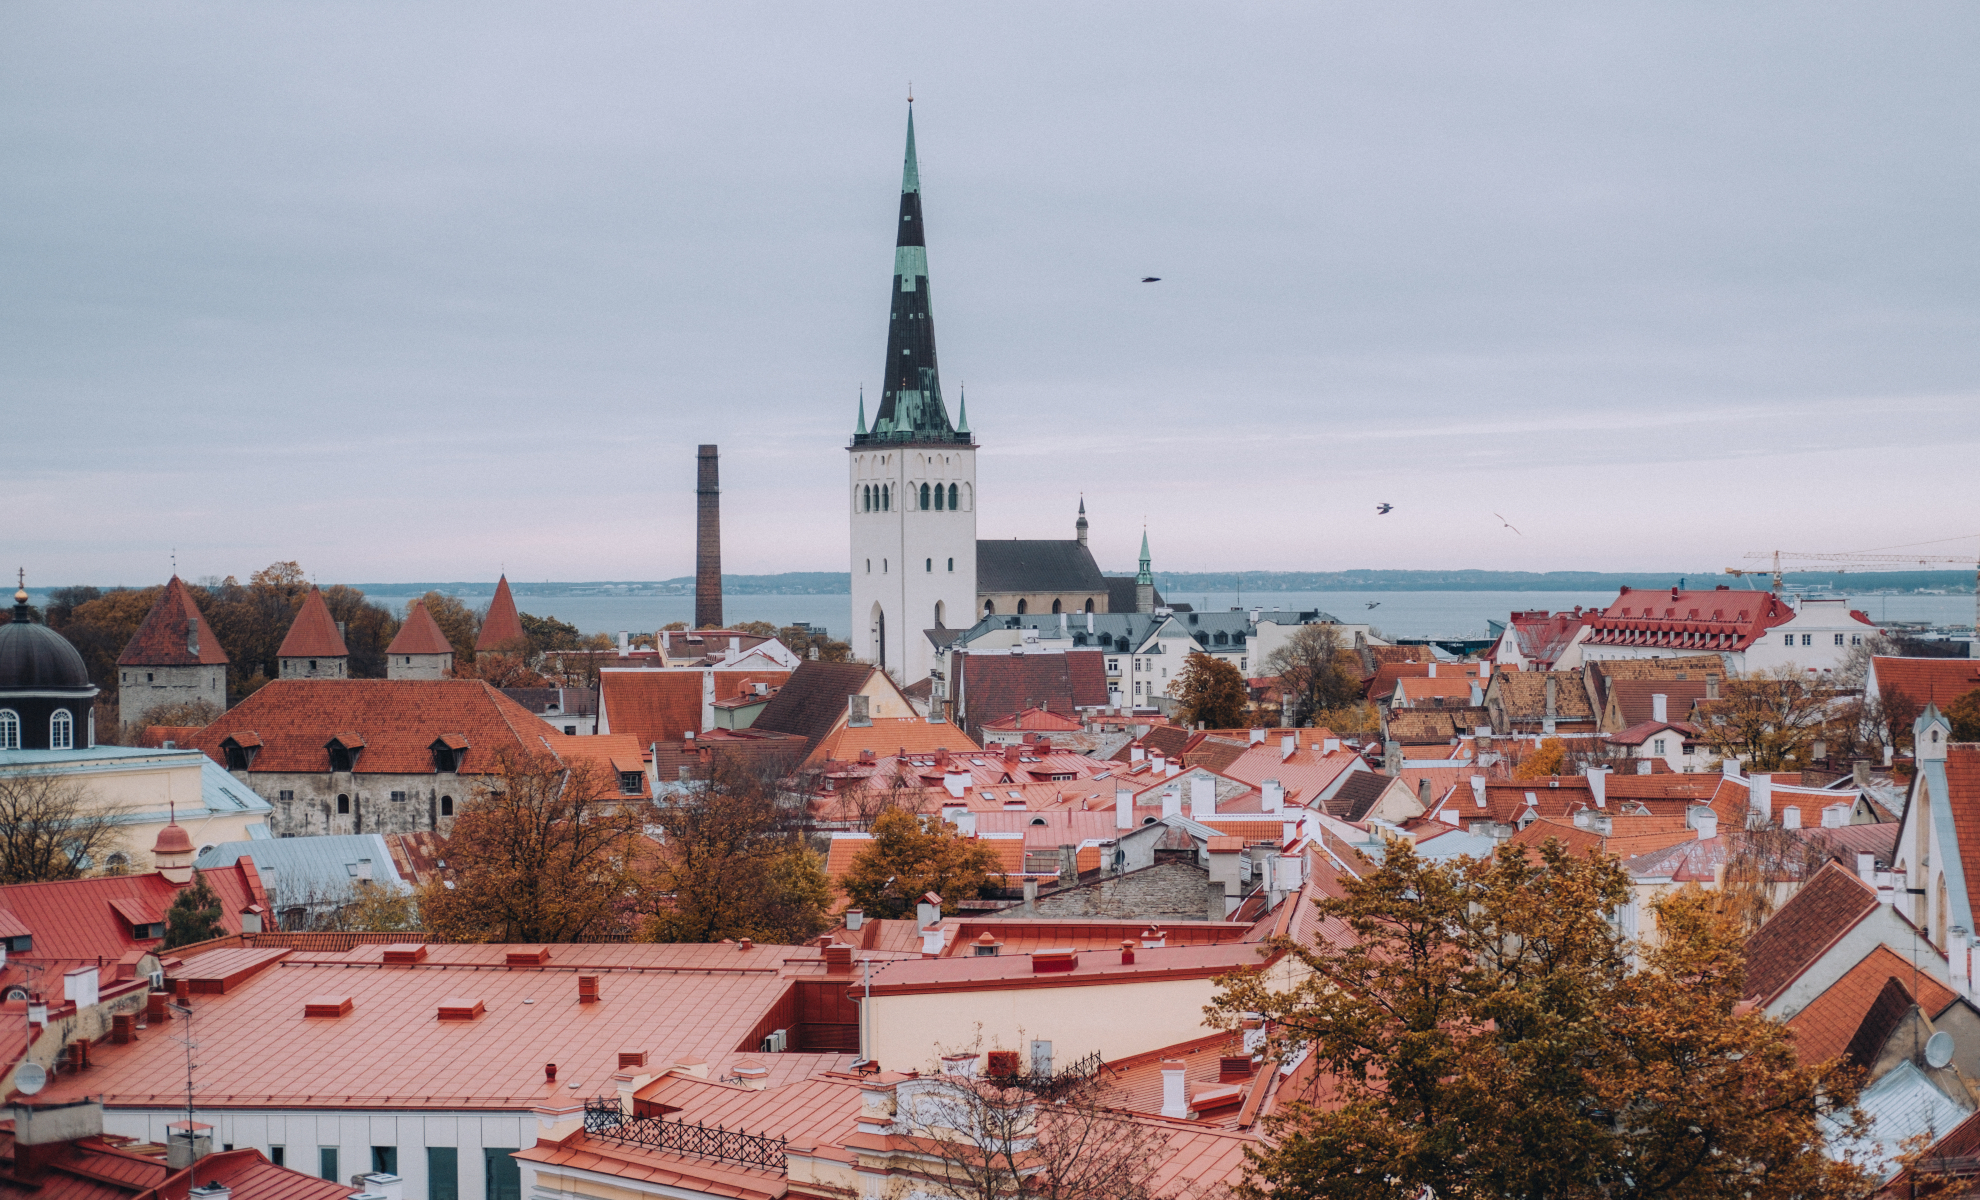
[1141, 276, 1161, 283]
[1494, 512, 1522, 535]
[1366, 601, 1382, 610]
[1376, 503, 1393, 515]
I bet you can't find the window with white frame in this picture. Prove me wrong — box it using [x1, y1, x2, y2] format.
[1652, 738, 1666, 755]
[1834, 633, 1845, 646]
[50, 709, 73, 750]
[1802, 634, 1813, 646]
[0, 709, 18, 749]
[1784, 634, 1794, 645]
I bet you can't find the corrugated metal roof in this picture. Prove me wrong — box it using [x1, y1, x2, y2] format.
[1828, 1059, 1973, 1180]
[194, 833, 409, 908]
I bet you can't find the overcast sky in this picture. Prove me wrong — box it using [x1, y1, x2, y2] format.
[7, 4, 1979, 585]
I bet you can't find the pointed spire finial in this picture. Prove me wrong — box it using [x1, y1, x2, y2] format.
[901, 103, 920, 195]
[956, 384, 969, 434]
[856, 386, 868, 436]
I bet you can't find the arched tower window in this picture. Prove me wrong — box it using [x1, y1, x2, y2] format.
[934, 601, 946, 628]
[948, 558, 954, 572]
[1017, 599, 1028, 615]
[1052, 599, 1062, 614]
[883, 485, 890, 511]
[49, 709, 73, 750]
[933, 485, 944, 510]
[984, 600, 996, 616]
[920, 483, 931, 509]
[926, 558, 933, 572]
[1084, 598, 1094, 613]
[948, 483, 958, 510]
[0, 709, 18, 750]
[441, 795, 454, 816]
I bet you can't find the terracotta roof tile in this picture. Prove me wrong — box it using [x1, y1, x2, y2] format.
[1787, 944, 1958, 1067]
[0, 861, 267, 963]
[753, 661, 884, 758]
[0, 1140, 357, 1200]
[981, 706, 1085, 732]
[189, 679, 561, 775]
[474, 575, 525, 651]
[1872, 657, 1980, 709]
[598, 668, 791, 747]
[1584, 586, 1796, 653]
[277, 587, 350, 659]
[117, 576, 229, 667]
[1491, 670, 1595, 723]
[956, 651, 1110, 737]
[814, 717, 980, 763]
[387, 600, 455, 656]
[1741, 861, 1879, 1004]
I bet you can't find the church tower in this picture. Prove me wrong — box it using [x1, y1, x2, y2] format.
[849, 104, 977, 686]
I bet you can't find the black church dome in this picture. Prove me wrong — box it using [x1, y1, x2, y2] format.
[0, 592, 94, 694]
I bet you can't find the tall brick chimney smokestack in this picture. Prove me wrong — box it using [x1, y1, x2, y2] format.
[696, 445, 722, 630]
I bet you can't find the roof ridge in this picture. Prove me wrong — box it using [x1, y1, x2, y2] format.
[277, 586, 350, 659]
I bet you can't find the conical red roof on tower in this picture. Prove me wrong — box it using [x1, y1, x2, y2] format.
[277, 586, 349, 658]
[117, 576, 230, 667]
[475, 576, 526, 652]
[388, 600, 454, 655]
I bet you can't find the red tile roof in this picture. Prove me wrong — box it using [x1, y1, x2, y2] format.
[0, 1139, 356, 1200]
[598, 668, 792, 748]
[1605, 679, 1710, 727]
[814, 717, 980, 763]
[981, 706, 1085, 732]
[386, 599, 455, 655]
[276, 586, 349, 659]
[475, 575, 525, 651]
[1786, 944, 1958, 1067]
[956, 650, 1110, 736]
[752, 661, 886, 760]
[0, 860, 267, 965]
[1499, 609, 1595, 671]
[30, 943, 855, 1109]
[1740, 861, 1879, 1005]
[117, 576, 229, 667]
[863, 940, 1273, 996]
[1582, 585, 1795, 653]
[188, 679, 558, 775]
[1871, 657, 1980, 708]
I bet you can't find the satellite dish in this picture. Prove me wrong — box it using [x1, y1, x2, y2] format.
[15, 1062, 46, 1095]
[1926, 1030, 1956, 1069]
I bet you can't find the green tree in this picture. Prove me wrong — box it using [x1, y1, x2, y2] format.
[1167, 650, 1249, 728]
[643, 753, 831, 943]
[841, 808, 1002, 920]
[1948, 687, 1980, 743]
[163, 869, 226, 948]
[1211, 839, 1870, 1200]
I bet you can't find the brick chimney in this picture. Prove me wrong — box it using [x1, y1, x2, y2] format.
[695, 444, 722, 631]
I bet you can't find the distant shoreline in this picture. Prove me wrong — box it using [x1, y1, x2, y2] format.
[22, 567, 1974, 598]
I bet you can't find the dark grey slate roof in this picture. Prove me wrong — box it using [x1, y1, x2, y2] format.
[976, 540, 1108, 596]
[1103, 577, 1165, 613]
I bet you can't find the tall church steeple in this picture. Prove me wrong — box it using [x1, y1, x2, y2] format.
[1135, 530, 1154, 614]
[862, 104, 964, 443]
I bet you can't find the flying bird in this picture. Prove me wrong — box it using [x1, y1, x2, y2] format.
[1365, 601, 1382, 610]
[1141, 276, 1161, 283]
[1494, 513, 1522, 535]
[1376, 503, 1393, 515]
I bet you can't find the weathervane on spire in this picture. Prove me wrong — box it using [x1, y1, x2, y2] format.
[907, 82, 913, 103]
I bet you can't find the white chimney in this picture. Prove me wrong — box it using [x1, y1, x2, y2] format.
[1749, 774, 1772, 825]
[1723, 757, 1742, 778]
[1161, 788, 1181, 819]
[1190, 776, 1216, 819]
[1262, 780, 1283, 814]
[1652, 693, 1668, 723]
[1470, 775, 1487, 808]
[1781, 806, 1801, 830]
[1166, 762, 1181, 778]
[1693, 810, 1718, 841]
[944, 773, 969, 799]
[952, 810, 977, 836]
[1160, 1061, 1189, 1119]
[921, 926, 944, 956]
[1281, 734, 1296, 762]
[1587, 767, 1607, 809]
[1249, 728, 1266, 745]
[1086, 611, 1095, 634]
[1822, 803, 1849, 828]
[1857, 852, 1877, 887]
[1149, 751, 1166, 772]
[729, 636, 740, 657]
[1323, 737, 1340, 754]
[617, 631, 629, 658]
[1116, 787, 1135, 830]
[1130, 743, 1145, 764]
[363, 1176, 404, 1200]
[1953, 927, 1972, 999]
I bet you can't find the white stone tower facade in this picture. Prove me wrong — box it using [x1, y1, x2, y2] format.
[848, 104, 977, 686]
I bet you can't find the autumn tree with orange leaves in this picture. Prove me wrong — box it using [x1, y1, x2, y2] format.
[419, 748, 642, 943]
[1210, 838, 1873, 1200]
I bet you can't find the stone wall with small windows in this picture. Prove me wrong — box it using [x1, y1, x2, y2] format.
[118, 663, 226, 727]
[238, 770, 461, 838]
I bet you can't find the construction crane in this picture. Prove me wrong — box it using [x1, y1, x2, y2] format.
[1725, 549, 1980, 593]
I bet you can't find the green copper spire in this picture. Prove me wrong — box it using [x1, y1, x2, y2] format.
[1136, 530, 1152, 585]
[902, 105, 920, 194]
[856, 388, 867, 435]
[955, 385, 969, 433]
